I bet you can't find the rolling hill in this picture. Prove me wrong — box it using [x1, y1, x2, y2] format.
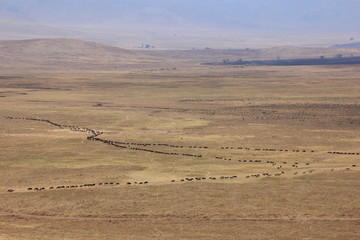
[2, 38, 360, 72]
[0, 38, 164, 71]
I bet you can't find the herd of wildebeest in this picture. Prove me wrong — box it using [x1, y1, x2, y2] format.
[3, 116, 358, 193]
[220, 146, 316, 153]
[4, 116, 204, 158]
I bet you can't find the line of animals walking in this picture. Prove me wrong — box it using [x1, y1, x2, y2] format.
[4, 116, 356, 158]
[4, 116, 203, 158]
[87, 136, 202, 158]
[3, 172, 277, 193]
[7, 163, 357, 193]
[220, 146, 316, 153]
[327, 151, 360, 155]
[220, 146, 360, 156]
[215, 156, 310, 168]
[4, 116, 102, 137]
[3, 116, 359, 194]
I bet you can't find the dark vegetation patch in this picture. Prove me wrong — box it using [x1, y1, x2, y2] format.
[8, 84, 53, 90]
[206, 56, 360, 66]
[0, 76, 22, 80]
[332, 42, 360, 48]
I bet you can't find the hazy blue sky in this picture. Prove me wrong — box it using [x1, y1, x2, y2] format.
[0, 0, 359, 49]
[1, 0, 359, 32]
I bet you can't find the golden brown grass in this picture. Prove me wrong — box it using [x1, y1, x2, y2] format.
[0, 62, 360, 239]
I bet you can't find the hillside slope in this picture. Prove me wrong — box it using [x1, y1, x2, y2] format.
[0, 38, 163, 70]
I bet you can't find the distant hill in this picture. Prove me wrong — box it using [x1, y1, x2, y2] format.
[332, 42, 360, 49]
[0, 38, 163, 70]
[2, 38, 360, 71]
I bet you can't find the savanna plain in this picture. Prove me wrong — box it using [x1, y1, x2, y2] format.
[0, 42, 360, 239]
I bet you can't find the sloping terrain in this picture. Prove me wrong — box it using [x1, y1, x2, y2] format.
[2, 38, 360, 71]
[0, 38, 164, 71]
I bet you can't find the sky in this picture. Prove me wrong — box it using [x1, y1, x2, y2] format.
[0, 0, 359, 48]
[1, 0, 359, 31]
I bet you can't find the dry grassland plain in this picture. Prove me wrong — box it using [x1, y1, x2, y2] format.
[1, 59, 360, 239]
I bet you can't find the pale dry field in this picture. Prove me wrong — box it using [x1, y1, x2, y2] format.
[0, 63, 360, 239]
